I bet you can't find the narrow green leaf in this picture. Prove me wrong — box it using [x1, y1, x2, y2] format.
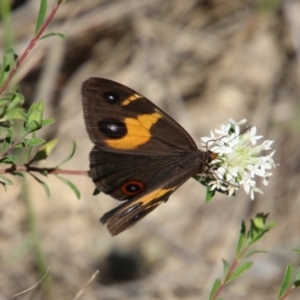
[30, 139, 57, 162]
[12, 172, 25, 179]
[247, 213, 276, 245]
[0, 181, 7, 190]
[0, 0, 14, 47]
[236, 220, 246, 256]
[29, 172, 50, 197]
[93, 187, 101, 196]
[0, 126, 13, 152]
[227, 262, 253, 283]
[7, 92, 25, 110]
[26, 138, 45, 147]
[40, 32, 66, 40]
[292, 249, 300, 255]
[1, 138, 11, 152]
[55, 175, 80, 199]
[209, 278, 221, 300]
[0, 93, 12, 101]
[205, 185, 216, 203]
[25, 102, 44, 133]
[0, 155, 16, 164]
[41, 118, 55, 127]
[243, 250, 267, 259]
[27, 133, 34, 160]
[278, 264, 293, 299]
[0, 175, 13, 185]
[5, 126, 13, 137]
[26, 120, 40, 133]
[3, 107, 25, 121]
[56, 141, 76, 167]
[222, 259, 230, 279]
[35, 0, 48, 34]
[0, 48, 17, 85]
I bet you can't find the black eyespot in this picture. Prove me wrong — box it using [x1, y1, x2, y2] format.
[103, 91, 120, 103]
[98, 119, 127, 139]
[121, 181, 145, 196]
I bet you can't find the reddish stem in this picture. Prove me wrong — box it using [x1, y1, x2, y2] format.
[279, 286, 294, 300]
[0, 164, 89, 177]
[211, 248, 248, 300]
[211, 258, 240, 300]
[0, 1, 62, 95]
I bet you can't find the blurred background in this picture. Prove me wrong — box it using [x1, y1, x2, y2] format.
[1, 0, 300, 299]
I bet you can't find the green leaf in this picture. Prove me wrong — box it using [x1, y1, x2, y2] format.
[222, 259, 230, 279]
[93, 187, 101, 196]
[278, 264, 293, 299]
[227, 261, 253, 283]
[1, 137, 11, 152]
[35, 0, 47, 34]
[41, 118, 55, 127]
[40, 32, 66, 40]
[209, 278, 221, 300]
[16, 137, 44, 148]
[25, 102, 44, 133]
[30, 139, 57, 162]
[247, 213, 276, 245]
[4, 125, 13, 137]
[1, 126, 13, 152]
[56, 141, 76, 167]
[243, 250, 267, 259]
[29, 172, 50, 197]
[0, 48, 17, 85]
[0, 175, 13, 185]
[7, 92, 25, 110]
[292, 249, 300, 255]
[0, 155, 16, 164]
[25, 138, 45, 147]
[3, 107, 25, 121]
[205, 185, 216, 203]
[236, 221, 246, 256]
[12, 172, 25, 179]
[55, 175, 81, 199]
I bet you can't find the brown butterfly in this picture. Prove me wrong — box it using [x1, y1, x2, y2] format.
[81, 78, 215, 236]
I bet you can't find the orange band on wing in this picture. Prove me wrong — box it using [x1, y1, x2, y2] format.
[105, 112, 162, 149]
[122, 93, 142, 105]
[137, 187, 175, 208]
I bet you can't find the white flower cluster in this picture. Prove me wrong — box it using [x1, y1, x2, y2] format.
[200, 119, 276, 200]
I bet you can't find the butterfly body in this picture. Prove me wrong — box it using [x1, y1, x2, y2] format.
[81, 78, 212, 235]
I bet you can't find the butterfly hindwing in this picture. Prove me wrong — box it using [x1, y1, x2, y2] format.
[100, 186, 176, 236]
[89, 145, 201, 201]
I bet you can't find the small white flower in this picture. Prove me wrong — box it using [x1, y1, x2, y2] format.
[198, 119, 276, 200]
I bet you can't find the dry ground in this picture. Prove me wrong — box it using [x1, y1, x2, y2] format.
[1, 0, 300, 299]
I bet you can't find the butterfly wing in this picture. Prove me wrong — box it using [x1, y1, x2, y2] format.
[100, 186, 176, 236]
[81, 77, 197, 155]
[89, 145, 201, 200]
[81, 78, 204, 234]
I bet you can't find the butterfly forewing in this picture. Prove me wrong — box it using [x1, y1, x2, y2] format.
[81, 78, 197, 154]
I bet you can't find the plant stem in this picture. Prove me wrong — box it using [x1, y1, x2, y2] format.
[0, 1, 63, 95]
[0, 165, 89, 176]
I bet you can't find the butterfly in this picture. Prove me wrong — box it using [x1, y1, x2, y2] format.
[81, 77, 216, 236]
